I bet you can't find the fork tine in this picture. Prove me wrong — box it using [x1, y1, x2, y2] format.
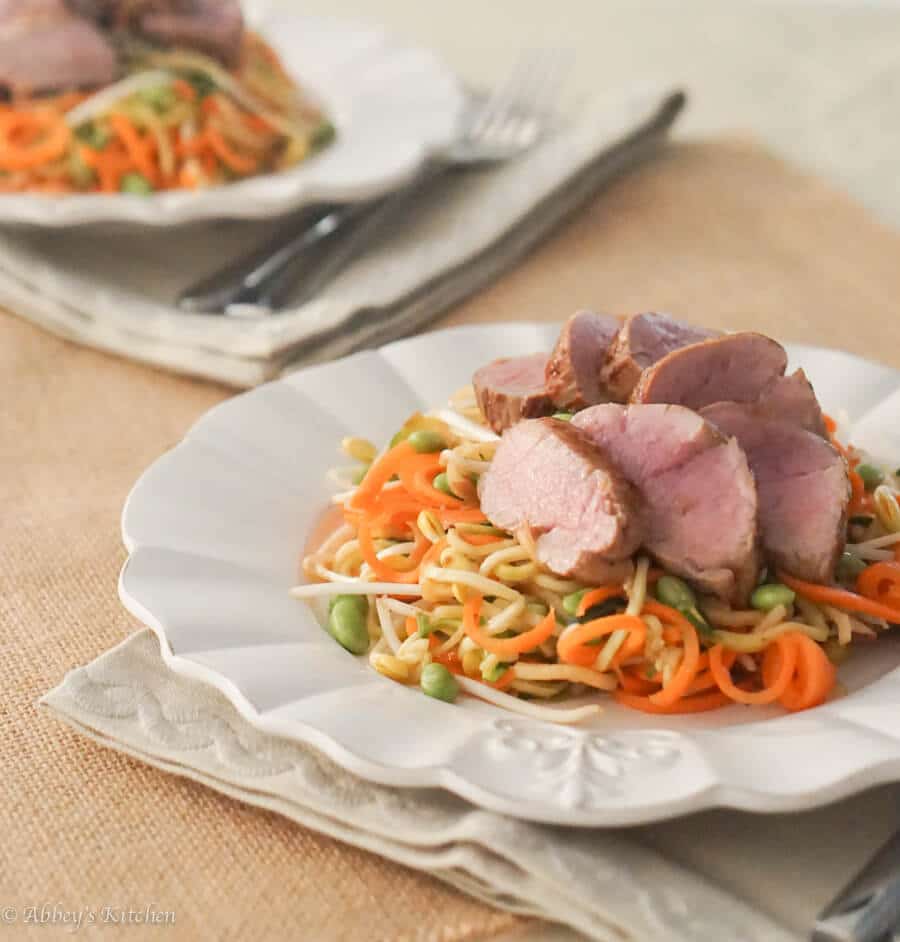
[507, 48, 563, 114]
[470, 51, 553, 146]
[465, 52, 536, 141]
[483, 48, 567, 149]
[521, 48, 568, 118]
[503, 49, 565, 140]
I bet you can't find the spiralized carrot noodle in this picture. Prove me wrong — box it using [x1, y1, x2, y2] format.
[709, 637, 797, 705]
[557, 615, 646, 668]
[614, 689, 732, 714]
[576, 586, 626, 617]
[2, 31, 332, 194]
[641, 600, 701, 708]
[762, 633, 837, 711]
[462, 595, 556, 658]
[293, 397, 895, 721]
[778, 571, 900, 622]
[857, 562, 900, 610]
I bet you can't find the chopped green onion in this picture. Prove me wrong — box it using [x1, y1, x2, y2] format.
[74, 122, 109, 149]
[562, 589, 586, 616]
[185, 70, 217, 99]
[481, 661, 511, 683]
[552, 412, 573, 421]
[416, 613, 435, 638]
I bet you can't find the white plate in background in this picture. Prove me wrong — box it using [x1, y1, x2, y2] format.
[119, 322, 900, 826]
[0, 14, 463, 228]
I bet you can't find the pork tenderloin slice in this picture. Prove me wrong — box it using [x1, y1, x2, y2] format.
[701, 402, 849, 584]
[66, 0, 245, 66]
[0, 0, 117, 96]
[478, 418, 643, 582]
[544, 310, 621, 410]
[631, 332, 789, 410]
[754, 369, 828, 437]
[139, 0, 245, 66]
[473, 353, 555, 434]
[573, 403, 760, 604]
[600, 312, 721, 402]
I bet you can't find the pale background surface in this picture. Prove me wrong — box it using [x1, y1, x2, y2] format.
[273, 0, 900, 229]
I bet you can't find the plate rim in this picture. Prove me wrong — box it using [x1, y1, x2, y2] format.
[0, 13, 464, 228]
[118, 322, 900, 827]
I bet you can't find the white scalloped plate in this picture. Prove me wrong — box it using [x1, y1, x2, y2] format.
[119, 323, 900, 826]
[0, 14, 463, 228]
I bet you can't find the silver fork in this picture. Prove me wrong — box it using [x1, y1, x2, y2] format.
[178, 49, 568, 314]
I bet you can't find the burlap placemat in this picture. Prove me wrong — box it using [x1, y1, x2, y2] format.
[5, 137, 900, 942]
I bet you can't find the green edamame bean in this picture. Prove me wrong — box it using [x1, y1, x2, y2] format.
[655, 575, 697, 612]
[328, 594, 368, 616]
[420, 663, 459, 702]
[74, 121, 109, 149]
[856, 463, 884, 491]
[407, 430, 447, 453]
[432, 472, 456, 497]
[750, 583, 795, 612]
[328, 597, 370, 655]
[836, 551, 867, 584]
[562, 589, 586, 616]
[654, 576, 712, 634]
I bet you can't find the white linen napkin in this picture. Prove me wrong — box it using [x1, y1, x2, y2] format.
[0, 83, 682, 389]
[41, 629, 900, 942]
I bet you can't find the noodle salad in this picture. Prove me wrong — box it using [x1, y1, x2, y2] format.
[0, 33, 332, 194]
[292, 390, 900, 725]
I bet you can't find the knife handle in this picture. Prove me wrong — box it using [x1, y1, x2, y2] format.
[177, 163, 446, 315]
[176, 202, 363, 314]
